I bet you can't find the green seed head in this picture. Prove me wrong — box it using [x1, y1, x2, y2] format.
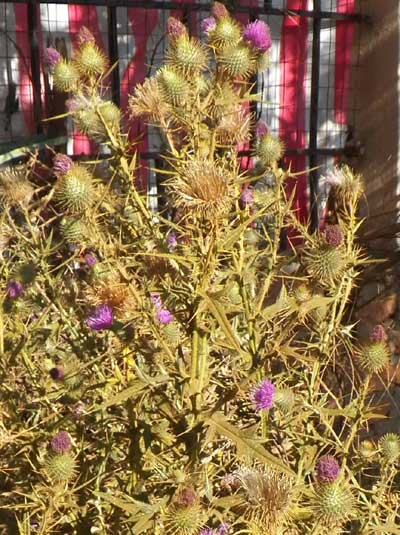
[379, 433, 400, 464]
[75, 41, 107, 76]
[256, 134, 285, 167]
[359, 341, 391, 374]
[45, 453, 76, 482]
[167, 36, 208, 74]
[312, 483, 355, 525]
[157, 67, 190, 106]
[53, 60, 80, 92]
[304, 244, 346, 286]
[211, 17, 242, 50]
[219, 44, 256, 78]
[55, 164, 94, 213]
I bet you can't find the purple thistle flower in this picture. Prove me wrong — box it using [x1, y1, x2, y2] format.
[151, 293, 163, 309]
[53, 153, 73, 176]
[167, 232, 178, 249]
[157, 308, 174, 325]
[251, 379, 276, 411]
[315, 454, 341, 484]
[45, 47, 61, 70]
[370, 324, 388, 343]
[255, 119, 269, 138]
[200, 529, 215, 535]
[201, 17, 217, 34]
[6, 280, 24, 299]
[51, 431, 72, 454]
[49, 367, 65, 381]
[77, 26, 95, 45]
[218, 523, 230, 535]
[84, 252, 98, 267]
[73, 401, 86, 418]
[323, 224, 344, 247]
[87, 304, 114, 331]
[241, 186, 254, 207]
[167, 16, 186, 39]
[243, 20, 272, 52]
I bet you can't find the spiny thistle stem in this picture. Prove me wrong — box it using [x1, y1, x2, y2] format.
[342, 375, 371, 459]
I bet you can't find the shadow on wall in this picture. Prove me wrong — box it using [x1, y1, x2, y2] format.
[355, 0, 399, 254]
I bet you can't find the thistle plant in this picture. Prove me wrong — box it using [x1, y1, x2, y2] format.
[1, 6, 399, 535]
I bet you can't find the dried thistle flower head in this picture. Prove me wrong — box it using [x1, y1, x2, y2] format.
[323, 224, 344, 247]
[84, 276, 136, 321]
[216, 105, 251, 145]
[327, 165, 364, 207]
[167, 157, 235, 218]
[0, 166, 34, 207]
[129, 77, 171, 122]
[235, 465, 294, 530]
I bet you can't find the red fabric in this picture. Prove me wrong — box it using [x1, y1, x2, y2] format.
[279, 0, 309, 224]
[14, 4, 35, 134]
[68, 5, 105, 155]
[335, 0, 355, 124]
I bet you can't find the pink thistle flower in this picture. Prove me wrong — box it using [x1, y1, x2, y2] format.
[167, 16, 186, 39]
[157, 308, 174, 325]
[151, 293, 163, 309]
[45, 47, 61, 70]
[84, 252, 98, 267]
[323, 224, 344, 247]
[212, 2, 229, 19]
[370, 324, 388, 342]
[201, 17, 217, 34]
[53, 154, 73, 176]
[167, 232, 178, 249]
[77, 26, 95, 45]
[87, 304, 114, 331]
[243, 20, 272, 52]
[315, 454, 341, 484]
[51, 431, 72, 454]
[241, 186, 254, 207]
[255, 119, 269, 138]
[251, 379, 275, 411]
[6, 280, 24, 299]
[49, 367, 65, 381]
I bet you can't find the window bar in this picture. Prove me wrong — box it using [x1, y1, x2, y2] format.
[107, 5, 120, 106]
[309, 0, 321, 232]
[28, 1, 43, 134]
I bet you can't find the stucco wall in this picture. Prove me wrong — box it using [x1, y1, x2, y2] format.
[354, 0, 399, 248]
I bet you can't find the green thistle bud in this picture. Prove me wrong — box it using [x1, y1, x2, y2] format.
[275, 388, 295, 414]
[304, 244, 346, 286]
[219, 44, 256, 78]
[358, 440, 376, 461]
[97, 101, 121, 129]
[164, 502, 205, 535]
[359, 340, 391, 374]
[157, 67, 190, 106]
[167, 36, 208, 74]
[75, 41, 108, 76]
[211, 17, 242, 50]
[60, 217, 91, 245]
[53, 60, 79, 92]
[312, 483, 355, 525]
[162, 322, 181, 346]
[45, 453, 76, 482]
[257, 50, 271, 71]
[256, 134, 285, 167]
[379, 433, 400, 464]
[227, 281, 242, 305]
[55, 165, 94, 213]
[292, 283, 312, 304]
